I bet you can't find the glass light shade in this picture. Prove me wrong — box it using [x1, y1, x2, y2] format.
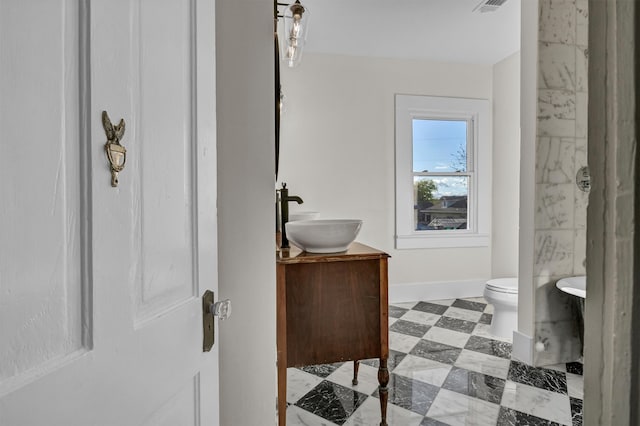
[282, 2, 309, 68]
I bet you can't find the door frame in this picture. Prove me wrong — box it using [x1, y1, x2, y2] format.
[215, 0, 278, 424]
[585, 0, 640, 424]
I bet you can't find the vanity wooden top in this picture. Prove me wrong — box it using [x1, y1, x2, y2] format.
[276, 241, 389, 264]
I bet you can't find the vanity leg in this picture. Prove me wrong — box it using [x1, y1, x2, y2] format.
[278, 360, 287, 426]
[352, 360, 360, 386]
[378, 358, 389, 426]
[277, 264, 288, 426]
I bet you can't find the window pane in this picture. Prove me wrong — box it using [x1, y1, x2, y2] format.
[414, 176, 468, 231]
[412, 119, 467, 173]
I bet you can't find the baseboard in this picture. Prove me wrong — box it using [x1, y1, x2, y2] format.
[512, 331, 534, 365]
[388, 279, 486, 304]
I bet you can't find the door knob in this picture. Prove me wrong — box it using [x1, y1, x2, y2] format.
[210, 299, 232, 320]
[202, 290, 231, 352]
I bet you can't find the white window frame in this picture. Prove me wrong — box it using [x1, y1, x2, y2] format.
[395, 94, 491, 249]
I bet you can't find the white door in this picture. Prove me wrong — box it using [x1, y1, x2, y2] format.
[0, 1, 219, 425]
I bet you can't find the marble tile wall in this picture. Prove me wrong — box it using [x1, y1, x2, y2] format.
[533, 0, 588, 366]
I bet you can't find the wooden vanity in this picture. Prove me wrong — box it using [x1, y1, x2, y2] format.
[276, 242, 390, 426]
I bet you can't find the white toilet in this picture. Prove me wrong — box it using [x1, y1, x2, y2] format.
[483, 277, 518, 339]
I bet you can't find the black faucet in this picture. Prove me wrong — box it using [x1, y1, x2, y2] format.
[278, 182, 303, 249]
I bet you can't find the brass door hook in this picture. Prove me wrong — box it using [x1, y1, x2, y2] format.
[102, 111, 127, 187]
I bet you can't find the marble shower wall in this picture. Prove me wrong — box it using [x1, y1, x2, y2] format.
[533, 0, 588, 366]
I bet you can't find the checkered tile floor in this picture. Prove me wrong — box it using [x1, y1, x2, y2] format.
[285, 297, 583, 426]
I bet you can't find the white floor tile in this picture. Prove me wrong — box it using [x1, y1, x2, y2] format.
[501, 380, 572, 425]
[391, 301, 418, 310]
[454, 349, 511, 380]
[287, 368, 324, 403]
[286, 405, 339, 426]
[343, 397, 423, 426]
[401, 310, 442, 326]
[427, 388, 500, 426]
[472, 323, 512, 343]
[545, 363, 567, 373]
[567, 372, 584, 399]
[389, 331, 421, 353]
[443, 306, 483, 322]
[393, 354, 452, 387]
[429, 298, 456, 306]
[465, 296, 489, 305]
[326, 362, 380, 396]
[389, 317, 398, 326]
[425, 326, 471, 348]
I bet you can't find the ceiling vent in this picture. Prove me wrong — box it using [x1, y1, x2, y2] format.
[473, 0, 509, 13]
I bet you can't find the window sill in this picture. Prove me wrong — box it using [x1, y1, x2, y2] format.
[395, 233, 489, 249]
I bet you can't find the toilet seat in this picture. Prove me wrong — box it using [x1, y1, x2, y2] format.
[486, 278, 518, 294]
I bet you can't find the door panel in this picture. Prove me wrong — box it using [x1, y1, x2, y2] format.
[141, 375, 201, 426]
[0, 0, 87, 393]
[134, 0, 196, 322]
[0, 0, 219, 424]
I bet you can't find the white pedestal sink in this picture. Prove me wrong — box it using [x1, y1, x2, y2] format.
[284, 219, 362, 253]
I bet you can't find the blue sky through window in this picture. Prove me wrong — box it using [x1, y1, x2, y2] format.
[412, 119, 466, 173]
[412, 119, 468, 197]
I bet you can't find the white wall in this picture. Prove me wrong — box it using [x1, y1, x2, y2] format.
[492, 52, 521, 279]
[280, 54, 510, 293]
[517, 0, 539, 347]
[216, 0, 276, 423]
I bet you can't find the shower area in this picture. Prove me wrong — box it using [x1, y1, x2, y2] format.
[516, 0, 588, 366]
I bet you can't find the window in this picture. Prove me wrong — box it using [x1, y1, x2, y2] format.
[395, 95, 491, 249]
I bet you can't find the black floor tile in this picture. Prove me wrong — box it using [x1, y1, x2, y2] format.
[389, 305, 410, 319]
[465, 335, 512, 359]
[566, 361, 583, 376]
[390, 319, 431, 338]
[420, 417, 449, 426]
[299, 363, 344, 378]
[360, 349, 406, 373]
[479, 313, 493, 325]
[410, 339, 462, 365]
[295, 381, 368, 425]
[507, 361, 568, 394]
[435, 316, 477, 334]
[372, 373, 440, 416]
[442, 366, 506, 404]
[570, 397, 583, 426]
[452, 298, 487, 312]
[413, 301, 449, 315]
[496, 406, 562, 425]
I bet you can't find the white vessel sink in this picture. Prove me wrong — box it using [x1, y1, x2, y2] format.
[556, 276, 586, 299]
[288, 211, 320, 222]
[285, 219, 362, 253]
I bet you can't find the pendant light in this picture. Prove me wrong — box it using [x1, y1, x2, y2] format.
[282, 0, 310, 68]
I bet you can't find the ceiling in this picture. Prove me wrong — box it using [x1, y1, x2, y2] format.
[298, 0, 521, 65]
